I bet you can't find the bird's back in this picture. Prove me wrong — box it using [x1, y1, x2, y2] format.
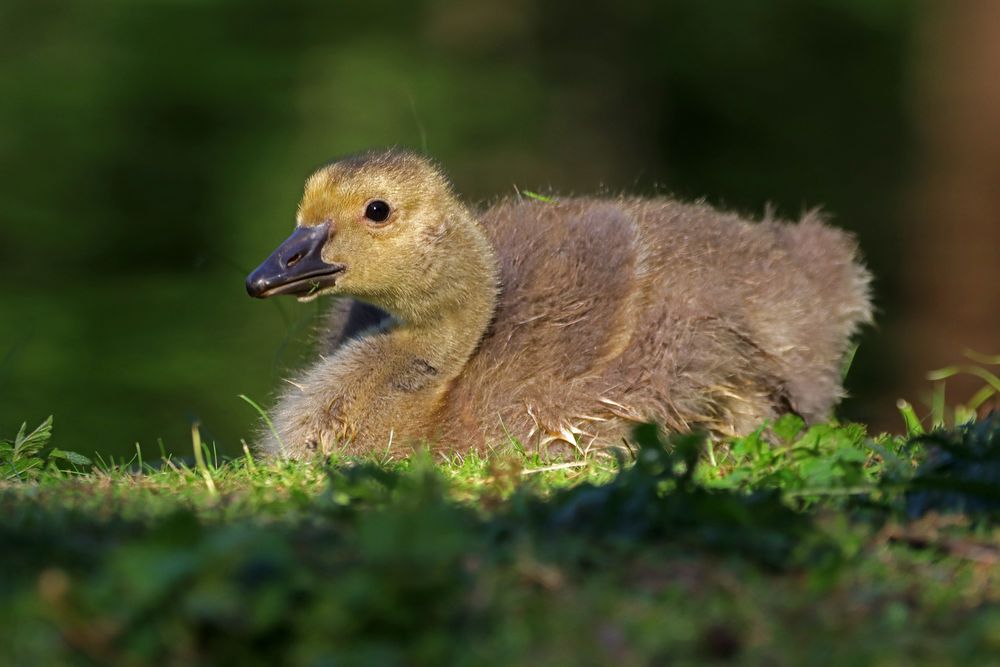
[439, 197, 871, 452]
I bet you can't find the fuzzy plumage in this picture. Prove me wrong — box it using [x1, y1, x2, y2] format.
[251, 149, 872, 459]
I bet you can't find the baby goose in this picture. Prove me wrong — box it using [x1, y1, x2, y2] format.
[247, 149, 872, 458]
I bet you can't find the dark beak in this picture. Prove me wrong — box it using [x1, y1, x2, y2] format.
[246, 222, 344, 298]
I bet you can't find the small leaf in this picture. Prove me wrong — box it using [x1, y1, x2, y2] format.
[2, 457, 43, 481]
[773, 414, 805, 442]
[13, 416, 53, 458]
[49, 449, 93, 466]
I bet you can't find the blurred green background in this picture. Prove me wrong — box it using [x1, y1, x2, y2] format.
[4, 0, 990, 458]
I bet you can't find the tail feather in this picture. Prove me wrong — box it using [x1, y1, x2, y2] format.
[783, 211, 874, 339]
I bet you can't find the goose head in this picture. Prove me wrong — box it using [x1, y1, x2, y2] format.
[247, 150, 488, 321]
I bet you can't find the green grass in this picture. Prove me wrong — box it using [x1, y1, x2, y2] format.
[3, 413, 1000, 666]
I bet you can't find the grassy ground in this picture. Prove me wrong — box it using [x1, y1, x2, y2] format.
[3, 412, 1000, 666]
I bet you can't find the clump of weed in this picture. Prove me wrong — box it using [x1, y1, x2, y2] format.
[0, 417, 91, 480]
[890, 350, 1000, 519]
[506, 425, 834, 568]
[905, 412, 1000, 519]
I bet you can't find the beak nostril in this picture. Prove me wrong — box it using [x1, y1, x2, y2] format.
[247, 221, 335, 298]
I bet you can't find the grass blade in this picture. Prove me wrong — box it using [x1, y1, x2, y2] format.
[191, 422, 218, 497]
[897, 399, 924, 437]
[238, 394, 284, 451]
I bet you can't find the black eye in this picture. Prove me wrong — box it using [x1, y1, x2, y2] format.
[364, 200, 391, 223]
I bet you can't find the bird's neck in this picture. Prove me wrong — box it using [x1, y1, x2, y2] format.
[377, 212, 499, 384]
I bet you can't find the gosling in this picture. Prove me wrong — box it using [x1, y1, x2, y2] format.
[246, 149, 872, 459]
